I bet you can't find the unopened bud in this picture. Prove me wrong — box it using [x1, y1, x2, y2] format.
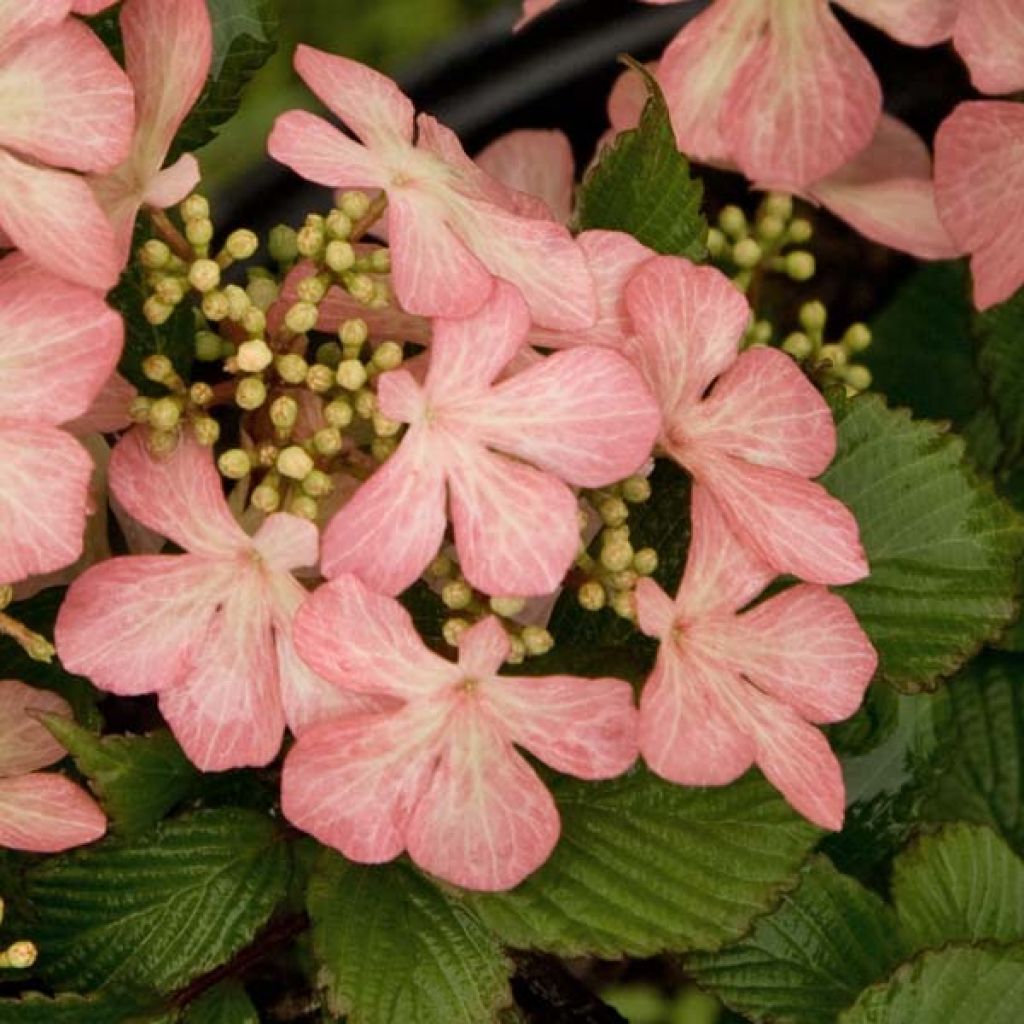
[621, 475, 651, 503]
[785, 251, 816, 281]
[236, 338, 273, 373]
[787, 218, 813, 243]
[442, 617, 469, 648]
[192, 416, 220, 446]
[285, 301, 318, 334]
[202, 289, 230, 321]
[354, 389, 376, 419]
[251, 482, 280, 513]
[1, 941, 37, 969]
[719, 205, 747, 239]
[194, 331, 222, 362]
[336, 359, 368, 392]
[277, 445, 314, 480]
[180, 194, 210, 221]
[373, 411, 401, 438]
[598, 496, 629, 527]
[324, 398, 354, 428]
[763, 193, 793, 221]
[371, 341, 403, 371]
[315, 341, 343, 368]
[306, 364, 334, 393]
[151, 397, 184, 431]
[269, 395, 299, 430]
[610, 589, 637, 621]
[235, 376, 267, 410]
[143, 295, 173, 325]
[757, 215, 785, 242]
[489, 595, 526, 618]
[218, 448, 251, 479]
[601, 538, 634, 572]
[633, 548, 658, 575]
[241, 307, 266, 337]
[578, 580, 606, 611]
[521, 625, 554, 657]
[843, 364, 872, 391]
[442, 580, 473, 610]
[268, 224, 298, 264]
[247, 274, 279, 311]
[275, 353, 308, 384]
[185, 217, 213, 248]
[843, 323, 872, 352]
[325, 240, 356, 273]
[224, 229, 259, 261]
[325, 209, 353, 239]
[296, 223, 325, 258]
[140, 238, 171, 269]
[147, 428, 179, 457]
[370, 249, 391, 274]
[188, 258, 221, 292]
[506, 635, 526, 665]
[747, 319, 773, 346]
[129, 396, 152, 423]
[346, 273, 375, 305]
[799, 300, 827, 333]
[371, 436, 397, 461]
[154, 275, 186, 305]
[189, 382, 214, 407]
[223, 284, 250, 321]
[313, 426, 343, 456]
[298, 274, 329, 304]
[142, 354, 174, 384]
[289, 494, 319, 520]
[783, 332, 814, 360]
[706, 227, 727, 258]
[733, 237, 762, 269]
[339, 318, 368, 348]
[302, 469, 334, 498]
[340, 191, 371, 220]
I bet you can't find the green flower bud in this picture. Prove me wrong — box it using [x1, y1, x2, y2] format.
[1, 941, 37, 970]
[142, 354, 173, 384]
[143, 295, 173, 325]
[489, 595, 526, 618]
[373, 411, 401, 438]
[843, 364, 872, 391]
[599, 496, 629, 527]
[188, 258, 221, 293]
[315, 341, 343, 369]
[242, 307, 266, 338]
[313, 426, 343, 456]
[325, 239, 356, 273]
[820, 343, 847, 368]
[302, 469, 334, 498]
[235, 376, 267, 410]
[633, 547, 658, 575]
[324, 398, 354, 428]
[185, 217, 213, 248]
[180, 194, 209, 221]
[289, 494, 319, 520]
[719, 205, 747, 239]
[223, 284, 250, 321]
[189, 381, 214, 406]
[371, 436, 397, 461]
[306, 364, 335, 393]
[345, 272, 375, 304]
[442, 580, 473, 610]
[354, 389, 376, 419]
[521, 625, 554, 657]
[762, 192, 793, 221]
[610, 589, 637, 621]
[269, 395, 299, 430]
[129, 396, 152, 423]
[339, 318, 368, 348]
[298, 274, 329, 304]
[247, 274, 279, 311]
[429, 553, 454, 577]
[370, 248, 391, 274]
[787, 218, 813, 243]
[268, 224, 299, 264]
[224, 229, 259, 261]
[506, 635, 526, 665]
[236, 338, 273, 373]
[140, 239, 171, 269]
[192, 416, 220, 447]
[339, 190, 371, 220]
[706, 227, 727, 258]
[601, 538, 634, 572]
[747, 319, 773, 346]
[194, 331, 222, 362]
[284, 301, 318, 334]
[798, 300, 827, 333]
[442, 617, 469, 648]
[326, 209, 353, 239]
[372, 340, 403, 371]
[296, 223, 325, 258]
[218, 448, 251, 479]
[147, 428, 179, 457]
[785, 251, 816, 281]
[275, 353, 308, 384]
[782, 331, 814, 360]
[336, 358, 368, 391]
[757, 215, 785, 242]
[732, 237, 762, 269]
[843, 323, 872, 352]
[251, 481, 281, 513]
[201, 289, 230, 321]
[149, 397, 181, 430]
[621, 475, 651, 503]
[277, 445, 315, 480]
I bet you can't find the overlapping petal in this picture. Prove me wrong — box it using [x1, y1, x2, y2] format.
[953, 0, 1024, 95]
[0, 679, 70, 777]
[836, 0, 957, 46]
[475, 130, 575, 223]
[0, 772, 106, 852]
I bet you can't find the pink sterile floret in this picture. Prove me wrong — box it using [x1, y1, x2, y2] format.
[623, 255, 868, 585]
[635, 486, 877, 830]
[0, 679, 106, 852]
[0, 254, 122, 584]
[284, 574, 638, 891]
[267, 47, 598, 329]
[935, 100, 1024, 311]
[0, 0, 134, 290]
[320, 280, 662, 597]
[55, 430, 384, 772]
[90, 0, 213, 268]
[952, 0, 1024, 96]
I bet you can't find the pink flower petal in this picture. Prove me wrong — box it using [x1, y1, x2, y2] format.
[0, 258, 122, 423]
[141, 153, 201, 209]
[635, 577, 678, 639]
[448, 442, 580, 597]
[0, 424, 93, 583]
[0, 679, 71, 777]
[55, 554, 236, 696]
[251, 512, 318, 574]
[0, 151, 122, 291]
[0, 0, 69, 54]
[607, 64, 652, 135]
[935, 101, 1024, 310]
[293, 44, 415, 151]
[72, 0, 121, 12]
[65, 373, 137, 436]
[487, 672, 638, 779]
[836, 0, 958, 45]
[109, 430, 248, 557]
[457, 616, 510, 678]
[406, 705, 560, 890]
[267, 110, 387, 190]
[954, 0, 1024, 95]
[515, 0, 561, 29]
[294, 574, 456, 701]
[722, 2, 881, 188]
[475, 129, 575, 223]
[691, 347, 836, 477]
[320, 430, 448, 594]
[0, 773, 106, 853]
[282, 705, 446, 863]
[0, 20, 133, 173]
[808, 115, 959, 260]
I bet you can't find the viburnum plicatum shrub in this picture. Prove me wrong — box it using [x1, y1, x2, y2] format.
[0, 0, 1023, 1020]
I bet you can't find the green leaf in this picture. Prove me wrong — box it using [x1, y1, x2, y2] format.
[976, 286, 1024, 468]
[466, 767, 818, 958]
[25, 809, 290, 994]
[839, 944, 1024, 1024]
[0, 993, 170, 1023]
[865, 262, 983, 427]
[821, 395, 1024, 691]
[687, 858, 909, 1024]
[925, 652, 1024, 853]
[308, 856, 511, 1024]
[891, 823, 1024, 952]
[40, 719, 200, 837]
[181, 981, 258, 1024]
[577, 62, 706, 260]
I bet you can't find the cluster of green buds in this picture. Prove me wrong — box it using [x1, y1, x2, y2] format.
[130, 353, 221, 454]
[0, 585, 55, 662]
[0, 898, 37, 969]
[782, 301, 873, 395]
[426, 554, 555, 665]
[708, 193, 816, 301]
[575, 476, 659, 622]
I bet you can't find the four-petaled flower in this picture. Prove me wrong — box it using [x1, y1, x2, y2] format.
[284, 574, 638, 890]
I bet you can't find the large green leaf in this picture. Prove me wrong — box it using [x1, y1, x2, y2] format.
[891, 823, 1024, 952]
[25, 809, 290, 994]
[466, 768, 817, 958]
[688, 858, 908, 1024]
[41, 719, 201, 837]
[976, 286, 1024, 468]
[925, 652, 1024, 853]
[821, 395, 1024, 691]
[839, 944, 1024, 1024]
[577, 63, 706, 260]
[0, 993, 170, 1023]
[180, 980, 258, 1024]
[308, 856, 511, 1024]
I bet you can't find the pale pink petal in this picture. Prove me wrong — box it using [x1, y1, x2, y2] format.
[698, 454, 869, 585]
[293, 45, 415, 151]
[954, 0, 1024, 95]
[159, 583, 285, 771]
[0, 424, 92, 583]
[0, 20, 132, 173]
[634, 577, 678, 639]
[457, 616, 510, 678]
[0, 151, 123, 291]
[515, 0, 560, 29]
[836, 0, 958, 46]
[0, 773, 105, 853]
[0, 679, 70, 777]
[935, 101, 1024, 310]
[0, 0, 69, 55]
[72, 0, 120, 12]
[488, 672, 638, 779]
[387, 191, 494, 320]
[282, 704, 445, 863]
[808, 115, 960, 260]
[447, 442, 580, 597]
[141, 153, 201, 209]
[461, 346, 660, 486]
[294, 574, 455, 701]
[0, 259, 122, 423]
[65, 373, 136, 436]
[607, 64, 651, 134]
[251, 513, 318, 574]
[406, 705, 560, 890]
[624, 256, 749, 418]
[320, 430, 448, 595]
[690, 347, 836, 477]
[109, 430, 248, 557]
[55, 554, 237, 696]
[475, 130, 575, 223]
[267, 110, 387, 190]
[722, 2, 882, 188]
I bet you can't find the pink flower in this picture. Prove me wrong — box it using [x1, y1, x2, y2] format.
[0, 679, 106, 852]
[635, 486, 876, 830]
[0, 255, 122, 584]
[475, 129, 575, 224]
[623, 255, 868, 584]
[0, 2, 134, 290]
[90, 0, 213, 267]
[55, 430, 383, 771]
[321, 280, 661, 597]
[952, 0, 1024, 95]
[284, 574, 638, 890]
[935, 101, 1024, 311]
[267, 47, 597, 329]
[517, 0, 680, 29]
